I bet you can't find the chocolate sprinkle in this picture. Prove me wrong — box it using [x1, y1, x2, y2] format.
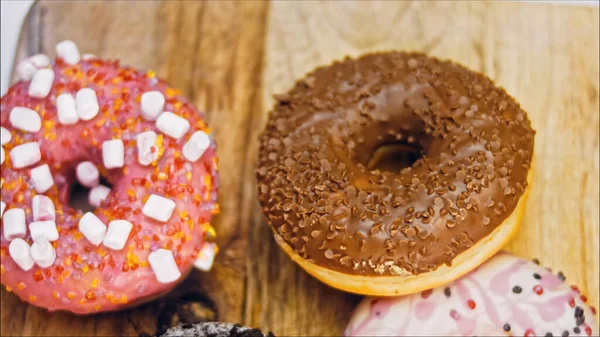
[558, 271, 566, 281]
[574, 327, 580, 334]
[512, 286, 522, 294]
[562, 331, 569, 337]
[444, 287, 451, 297]
[533, 273, 541, 280]
[503, 323, 511, 331]
[575, 307, 584, 318]
[533, 258, 540, 265]
[257, 52, 535, 275]
[546, 333, 553, 337]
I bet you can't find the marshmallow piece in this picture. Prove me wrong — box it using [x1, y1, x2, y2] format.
[136, 131, 159, 166]
[0, 201, 5, 218]
[78, 212, 107, 246]
[76, 88, 99, 121]
[55, 40, 81, 65]
[30, 239, 56, 268]
[193, 242, 217, 271]
[1, 146, 4, 165]
[17, 59, 37, 81]
[32, 195, 55, 221]
[142, 194, 176, 222]
[183, 131, 210, 162]
[89, 185, 111, 208]
[140, 91, 165, 121]
[76, 161, 99, 187]
[148, 249, 181, 283]
[56, 93, 79, 125]
[156, 112, 190, 140]
[82, 54, 96, 60]
[2, 208, 27, 241]
[10, 107, 42, 132]
[10, 142, 41, 168]
[9, 238, 34, 271]
[29, 220, 59, 242]
[102, 220, 133, 251]
[29, 54, 51, 68]
[17, 54, 52, 81]
[1, 127, 11, 145]
[28, 68, 54, 98]
[102, 139, 124, 169]
[30, 164, 54, 193]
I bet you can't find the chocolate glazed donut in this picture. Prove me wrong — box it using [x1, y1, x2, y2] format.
[257, 52, 535, 296]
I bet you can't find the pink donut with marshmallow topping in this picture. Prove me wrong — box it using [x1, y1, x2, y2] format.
[345, 252, 598, 336]
[0, 40, 218, 314]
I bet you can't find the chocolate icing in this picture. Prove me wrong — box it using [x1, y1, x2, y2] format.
[256, 52, 535, 276]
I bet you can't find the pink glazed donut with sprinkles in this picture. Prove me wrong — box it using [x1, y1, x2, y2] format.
[345, 252, 598, 336]
[0, 40, 219, 314]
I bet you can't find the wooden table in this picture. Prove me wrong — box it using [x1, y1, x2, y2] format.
[2, 1, 598, 336]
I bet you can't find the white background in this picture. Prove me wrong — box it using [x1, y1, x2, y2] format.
[1, 0, 598, 95]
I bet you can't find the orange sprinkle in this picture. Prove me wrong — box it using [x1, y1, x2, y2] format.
[120, 295, 128, 304]
[94, 304, 102, 311]
[66, 292, 76, 299]
[146, 70, 156, 78]
[33, 270, 44, 282]
[82, 264, 90, 273]
[105, 293, 114, 300]
[85, 290, 97, 300]
[57, 275, 64, 284]
[165, 88, 176, 98]
[186, 172, 193, 182]
[139, 261, 149, 268]
[16, 282, 26, 290]
[52, 291, 60, 300]
[5, 286, 12, 293]
[28, 295, 37, 302]
[73, 231, 83, 241]
[97, 247, 107, 257]
[0, 265, 4, 274]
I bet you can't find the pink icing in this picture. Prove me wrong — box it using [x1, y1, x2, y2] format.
[345, 252, 599, 336]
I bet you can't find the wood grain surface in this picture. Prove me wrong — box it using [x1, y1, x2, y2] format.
[2, 1, 599, 336]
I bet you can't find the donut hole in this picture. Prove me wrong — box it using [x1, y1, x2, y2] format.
[68, 176, 113, 213]
[367, 142, 423, 172]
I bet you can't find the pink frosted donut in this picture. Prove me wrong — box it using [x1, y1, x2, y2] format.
[0, 41, 218, 314]
[345, 252, 598, 336]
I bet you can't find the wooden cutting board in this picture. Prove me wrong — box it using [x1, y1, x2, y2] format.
[2, 1, 598, 336]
